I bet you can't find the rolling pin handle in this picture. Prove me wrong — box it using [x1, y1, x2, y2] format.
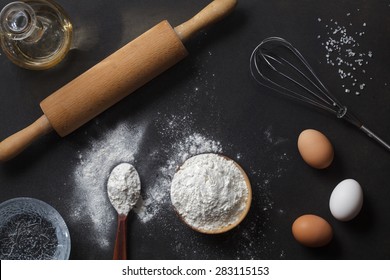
[0, 115, 53, 162]
[174, 0, 237, 42]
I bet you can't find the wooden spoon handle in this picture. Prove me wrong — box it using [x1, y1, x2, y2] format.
[0, 115, 53, 162]
[113, 215, 128, 260]
[174, 0, 237, 42]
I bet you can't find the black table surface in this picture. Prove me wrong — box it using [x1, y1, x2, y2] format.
[1, 0, 389, 260]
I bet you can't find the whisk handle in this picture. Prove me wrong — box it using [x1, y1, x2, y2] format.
[342, 110, 390, 151]
[341, 110, 390, 151]
[360, 126, 390, 152]
[341, 109, 363, 128]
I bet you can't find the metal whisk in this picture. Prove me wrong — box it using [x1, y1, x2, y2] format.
[249, 36, 390, 152]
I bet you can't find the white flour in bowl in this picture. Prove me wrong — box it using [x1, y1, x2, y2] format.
[171, 153, 249, 232]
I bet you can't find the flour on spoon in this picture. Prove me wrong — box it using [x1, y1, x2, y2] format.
[107, 163, 141, 215]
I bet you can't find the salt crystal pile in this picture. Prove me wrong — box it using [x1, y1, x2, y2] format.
[317, 16, 373, 96]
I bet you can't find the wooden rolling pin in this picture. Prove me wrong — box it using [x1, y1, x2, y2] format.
[0, 0, 237, 162]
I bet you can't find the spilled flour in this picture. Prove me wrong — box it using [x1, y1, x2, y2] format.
[68, 103, 292, 260]
[69, 115, 291, 259]
[70, 118, 222, 249]
[70, 122, 146, 249]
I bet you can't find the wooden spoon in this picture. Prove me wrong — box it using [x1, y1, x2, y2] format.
[107, 163, 141, 260]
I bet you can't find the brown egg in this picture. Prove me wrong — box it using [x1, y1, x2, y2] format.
[292, 214, 333, 247]
[297, 129, 334, 169]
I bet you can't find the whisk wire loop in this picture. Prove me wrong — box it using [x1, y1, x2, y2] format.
[250, 37, 345, 114]
[250, 37, 390, 152]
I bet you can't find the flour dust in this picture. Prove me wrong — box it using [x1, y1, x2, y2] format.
[70, 122, 146, 249]
[69, 111, 290, 258]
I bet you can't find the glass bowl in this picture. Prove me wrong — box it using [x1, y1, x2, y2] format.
[0, 197, 71, 260]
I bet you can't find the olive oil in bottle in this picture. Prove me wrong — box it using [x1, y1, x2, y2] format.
[0, 0, 72, 70]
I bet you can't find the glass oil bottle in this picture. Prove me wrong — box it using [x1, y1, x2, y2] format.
[0, 0, 72, 70]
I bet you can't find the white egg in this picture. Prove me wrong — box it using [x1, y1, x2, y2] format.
[329, 179, 363, 221]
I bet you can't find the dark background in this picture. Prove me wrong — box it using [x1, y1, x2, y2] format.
[1, 0, 389, 259]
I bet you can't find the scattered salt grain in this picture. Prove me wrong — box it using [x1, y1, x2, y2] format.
[317, 15, 373, 96]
